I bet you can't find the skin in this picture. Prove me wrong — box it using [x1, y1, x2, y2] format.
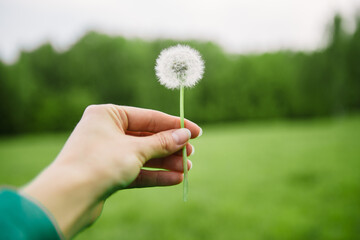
[21, 104, 201, 239]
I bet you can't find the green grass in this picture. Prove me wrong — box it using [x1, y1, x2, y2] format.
[1, 117, 360, 240]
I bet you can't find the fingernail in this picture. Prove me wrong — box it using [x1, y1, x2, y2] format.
[172, 128, 191, 145]
[189, 160, 193, 170]
[198, 128, 203, 138]
[190, 144, 195, 156]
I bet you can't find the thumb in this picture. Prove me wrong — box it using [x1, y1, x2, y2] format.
[136, 128, 191, 162]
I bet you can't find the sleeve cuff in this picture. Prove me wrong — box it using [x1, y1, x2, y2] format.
[0, 187, 63, 240]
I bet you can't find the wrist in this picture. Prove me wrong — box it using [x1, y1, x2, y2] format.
[21, 161, 104, 239]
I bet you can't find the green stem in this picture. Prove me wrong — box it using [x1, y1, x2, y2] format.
[180, 85, 188, 202]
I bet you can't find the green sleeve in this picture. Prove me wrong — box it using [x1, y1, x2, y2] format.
[0, 188, 62, 240]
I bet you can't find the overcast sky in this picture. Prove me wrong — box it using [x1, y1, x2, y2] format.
[0, 0, 359, 63]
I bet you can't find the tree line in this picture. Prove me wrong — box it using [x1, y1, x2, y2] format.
[0, 15, 359, 134]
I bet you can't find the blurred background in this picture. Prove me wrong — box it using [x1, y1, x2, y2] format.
[0, 0, 360, 239]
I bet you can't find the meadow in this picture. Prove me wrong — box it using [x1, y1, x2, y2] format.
[0, 116, 359, 240]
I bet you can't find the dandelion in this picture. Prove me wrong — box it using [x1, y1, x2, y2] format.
[155, 44, 204, 201]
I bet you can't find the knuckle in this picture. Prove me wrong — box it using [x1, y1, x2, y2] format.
[84, 104, 102, 115]
[84, 104, 115, 116]
[104, 103, 116, 109]
[146, 115, 157, 132]
[157, 132, 173, 152]
[82, 105, 107, 121]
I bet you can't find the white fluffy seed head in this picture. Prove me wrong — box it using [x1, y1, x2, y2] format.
[155, 44, 204, 89]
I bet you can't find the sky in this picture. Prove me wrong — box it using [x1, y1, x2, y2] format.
[0, 0, 359, 63]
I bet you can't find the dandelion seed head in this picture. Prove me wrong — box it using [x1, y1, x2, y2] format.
[155, 44, 204, 89]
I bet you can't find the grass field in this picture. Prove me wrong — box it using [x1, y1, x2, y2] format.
[1, 116, 360, 240]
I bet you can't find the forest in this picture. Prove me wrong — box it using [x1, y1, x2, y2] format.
[0, 15, 359, 134]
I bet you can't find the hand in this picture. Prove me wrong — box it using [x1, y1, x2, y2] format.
[21, 104, 201, 239]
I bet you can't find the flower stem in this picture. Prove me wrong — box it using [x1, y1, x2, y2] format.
[180, 85, 188, 202]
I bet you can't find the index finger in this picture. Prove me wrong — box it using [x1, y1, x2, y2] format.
[118, 106, 202, 138]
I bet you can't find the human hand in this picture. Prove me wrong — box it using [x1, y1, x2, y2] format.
[21, 104, 201, 239]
